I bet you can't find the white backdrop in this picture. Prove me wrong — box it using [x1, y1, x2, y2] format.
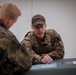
[0, 0, 76, 58]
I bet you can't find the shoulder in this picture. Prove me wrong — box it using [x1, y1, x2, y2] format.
[22, 31, 34, 43]
[45, 29, 58, 35]
[25, 31, 34, 37]
[45, 29, 61, 39]
[6, 30, 19, 43]
[0, 26, 16, 39]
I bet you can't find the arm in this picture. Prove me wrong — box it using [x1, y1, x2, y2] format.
[42, 30, 65, 60]
[49, 35, 64, 60]
[8, 37, 32, 70]
[0, 35, 32, 73]
[21, 37, 43, 64]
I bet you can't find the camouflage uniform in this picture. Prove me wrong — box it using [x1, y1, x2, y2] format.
[0, 21, 32, 75]
[21, 29, 64, 64]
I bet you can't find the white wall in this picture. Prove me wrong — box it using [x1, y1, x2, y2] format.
[0, 0, 76, 58]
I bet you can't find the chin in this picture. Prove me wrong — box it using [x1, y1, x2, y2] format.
[38, 35, 44, 39]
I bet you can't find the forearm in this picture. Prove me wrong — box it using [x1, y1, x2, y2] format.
[49, 32, 65, 59]
[26, 48, 42, 64]
[49, 50, 64, 59]
[42, 41, 64, 60]
[8, 46, 32, 71]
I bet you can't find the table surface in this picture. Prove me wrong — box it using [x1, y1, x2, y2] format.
[22, 58, 76, 75]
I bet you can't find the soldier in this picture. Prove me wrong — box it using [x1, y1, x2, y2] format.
[21, 14, 65, 65]
[0, 3, 32, 75]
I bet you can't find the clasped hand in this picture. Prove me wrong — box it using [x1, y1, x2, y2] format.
[41, 55, 53, 64]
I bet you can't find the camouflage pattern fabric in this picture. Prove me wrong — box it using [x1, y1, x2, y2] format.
[21, 29, 64, 64]
[0, 21, 32, 75]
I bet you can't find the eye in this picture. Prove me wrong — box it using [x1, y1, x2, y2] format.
[35, 26, 39, 29]
[40, 24, 44, 27]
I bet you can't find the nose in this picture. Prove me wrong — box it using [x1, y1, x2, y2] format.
[38, 28, 42, 31]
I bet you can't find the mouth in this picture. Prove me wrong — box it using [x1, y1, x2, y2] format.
[38, 32, 43, 34]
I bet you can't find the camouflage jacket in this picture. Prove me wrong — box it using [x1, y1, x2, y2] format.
[21, 29, 65, 64]
[0, 21, 32, 75]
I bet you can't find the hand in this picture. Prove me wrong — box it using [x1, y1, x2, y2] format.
[41, 55, 53, 64]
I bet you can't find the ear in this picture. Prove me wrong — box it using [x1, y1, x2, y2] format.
[44, 23, 47, 28]
[9, 20, 13, 25]
[31, 25, 34, 30]
[7, 19, 13, 29]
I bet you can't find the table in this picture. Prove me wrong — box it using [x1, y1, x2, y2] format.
[22, 58, 76, 75]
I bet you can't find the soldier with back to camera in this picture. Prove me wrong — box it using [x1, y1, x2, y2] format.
[0, 3, 32, 75]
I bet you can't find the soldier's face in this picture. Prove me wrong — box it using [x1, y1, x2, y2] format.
[32, 24, 46, 39]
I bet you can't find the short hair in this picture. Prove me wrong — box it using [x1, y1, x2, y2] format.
[0, 3, 21, 20]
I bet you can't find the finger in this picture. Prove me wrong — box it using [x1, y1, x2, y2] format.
[41, 57, 48, 63]
[45, 55, 53, 63]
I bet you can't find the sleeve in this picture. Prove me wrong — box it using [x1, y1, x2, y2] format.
[5, 35, 32, 72]
[21, 37, 43, 64]
[43, 29, 65, 60]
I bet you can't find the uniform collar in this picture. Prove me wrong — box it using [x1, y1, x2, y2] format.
[36, 33, 48, 45]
